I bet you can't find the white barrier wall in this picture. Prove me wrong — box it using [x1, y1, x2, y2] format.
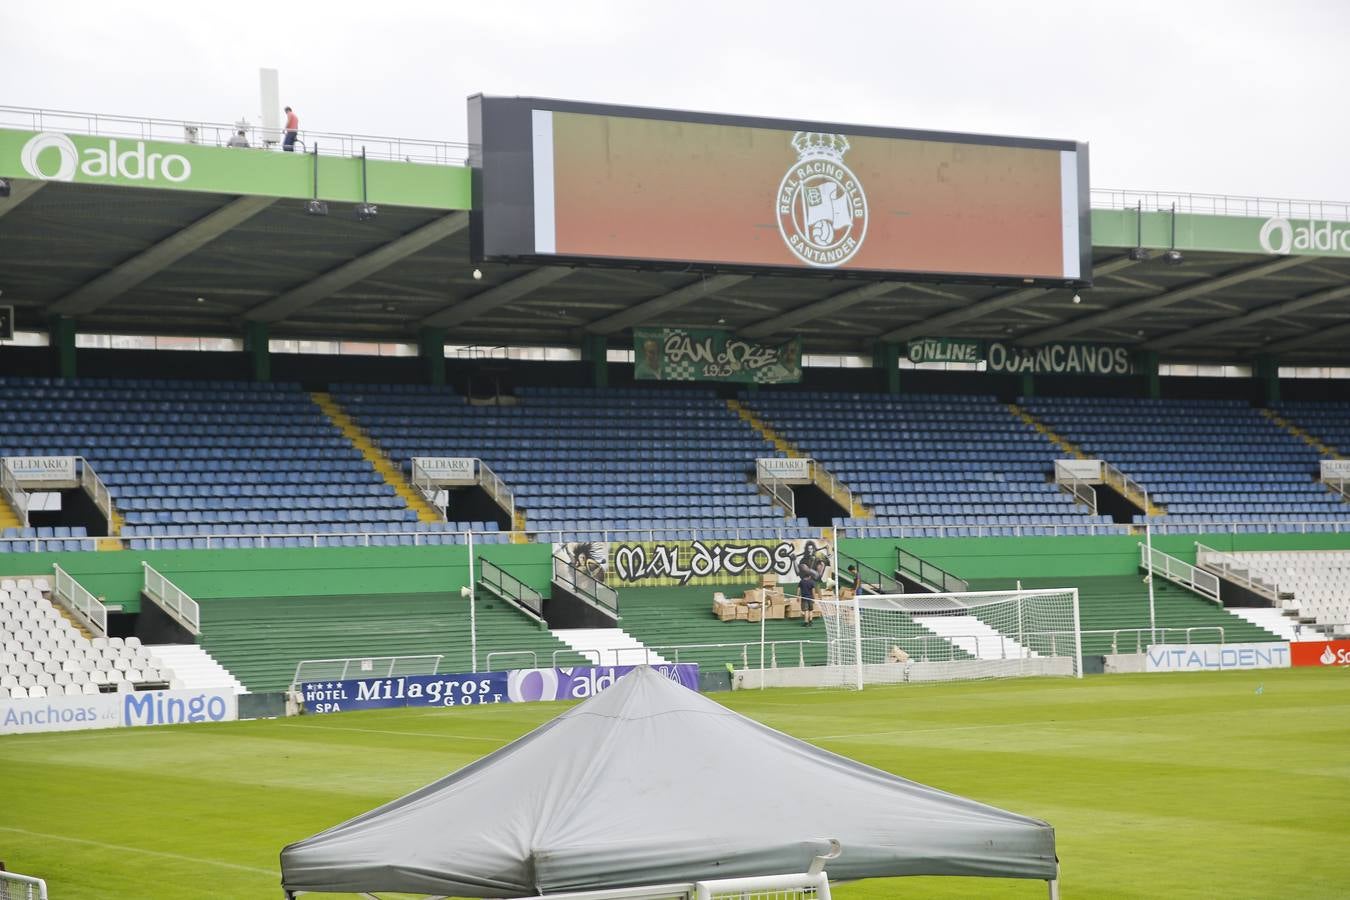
[0, 688, 238, 735]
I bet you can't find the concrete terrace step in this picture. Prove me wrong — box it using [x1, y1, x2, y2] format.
[551, 627, 669, 667]
[148, 643, 247, 694]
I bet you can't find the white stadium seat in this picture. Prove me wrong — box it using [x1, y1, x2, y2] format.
[63, 683, 84, 697]
[27, 684, 46, 699]
[81, 683, 99, 696]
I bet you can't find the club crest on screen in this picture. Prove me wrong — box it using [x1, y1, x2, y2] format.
[776, 132, 868, 267]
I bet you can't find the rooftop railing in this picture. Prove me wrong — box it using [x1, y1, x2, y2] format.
[0, 105, 470, 165]
[1091, 188, 1350, 222]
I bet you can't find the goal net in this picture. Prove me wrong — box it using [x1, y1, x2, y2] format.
[817, 589, 1082, 688]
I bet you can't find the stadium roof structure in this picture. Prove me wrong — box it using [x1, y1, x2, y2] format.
[280, 666, 1057, 898]
[3, 108, 1349, 363]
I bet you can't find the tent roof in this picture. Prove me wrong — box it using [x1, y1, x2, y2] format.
[280, 667, 1056, 897]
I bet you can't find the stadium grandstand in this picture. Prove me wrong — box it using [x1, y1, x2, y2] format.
[1, 93, 1350, 713]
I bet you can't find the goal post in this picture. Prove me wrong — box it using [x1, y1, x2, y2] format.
[817, 588, 1083, 688]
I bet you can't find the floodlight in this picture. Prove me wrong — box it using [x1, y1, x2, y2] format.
[355, 202, 378, 221]
[472, 268, 483, 280]
[306, 199, 329, 217]
[1162, 249, 1184, 266]
[1128, 247, 1151, 262]
[0, 178, 10, 199]
[1071, 293, 1082, 304]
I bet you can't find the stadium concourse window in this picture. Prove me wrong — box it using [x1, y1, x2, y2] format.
[0, 330, 49, 347]
[607, 348, 635, 363]
[76, 333, 243, 352]
[1159, 363, 1253, 378]
[269, 339, 416, 357]
[1279, 366, 1350, 379]
[804, 353, 870, 368]
[446, 344, 581, 362]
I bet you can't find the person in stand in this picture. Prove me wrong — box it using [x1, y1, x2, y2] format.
[845, 564, 862, 599]
[226, 125, 250, 148]
[283, 106, 299, 152]
[798, 569, 816, 627]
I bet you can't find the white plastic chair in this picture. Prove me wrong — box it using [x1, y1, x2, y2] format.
[125, 636, 142, 649]
[8, 685, 27, 699]
[63, 683, 84, 697]
[116, 681, 133, 694]
[35, 672, 54, 687]
[81, 682, 99, 696]
[27, 684, 46, 698]
[108, 637, 125, 650]
[125, 668, 143, 682]
[32, 577, 50, 593]
[91, 636, 109, 651]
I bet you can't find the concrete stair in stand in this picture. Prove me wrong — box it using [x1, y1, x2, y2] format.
[149, 644, 247, 694]
[1226, 606, 1312, 642]
[912, 613, 1037, 660]
[550, 627, 669, 667]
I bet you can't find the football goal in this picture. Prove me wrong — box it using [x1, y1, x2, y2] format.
[817, 589, 1082, 688]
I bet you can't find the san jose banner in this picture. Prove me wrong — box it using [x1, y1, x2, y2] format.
[634, 327, 802, 383]
[299, 663, 699, 713]
[906, 337, 1134, 376]
[555, 537, 834, 588]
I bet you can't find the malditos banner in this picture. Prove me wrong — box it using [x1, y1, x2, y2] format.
[634, 327, 802, 384]
[1144, 642, 1290, 672]
[553, 538, 833, 588]
[1289, 639, 1350, 667]
[0, 688, 238, 735]
[299, 664, 699, 714]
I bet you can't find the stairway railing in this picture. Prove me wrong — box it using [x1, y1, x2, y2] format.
[1193, 543, 1283, 603]
[552, 555, 619, 618]
[52, 563, 108, 636]
[0, 462, 30, 527]
[895, 546, 969, 593]
[837, 551, 903, 595]
[479, 557, 545, 622]
[1138, 544, 1221, 604]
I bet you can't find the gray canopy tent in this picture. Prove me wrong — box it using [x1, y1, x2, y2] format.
[281, 667, 1058, 899]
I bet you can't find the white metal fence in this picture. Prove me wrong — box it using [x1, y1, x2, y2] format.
[1091, 187, 1350, 222]
[52, 562, 108, 636]
[1193, 543, 1284, 601]
[291, 654, 442, 690]
[141, 561, 200, 634]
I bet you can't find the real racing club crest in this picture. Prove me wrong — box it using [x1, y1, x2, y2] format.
[776, 132, 868, 267]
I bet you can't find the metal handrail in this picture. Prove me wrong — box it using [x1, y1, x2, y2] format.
[0, 104, 470, 165]
[291, 654, 442, 690]
[1053, 460, 1098, 515]
[552, 555, 619, 617]
[410, 458, 448, 520]
[0, 461, 30, 527]
[1102, 460, 1151, 512]
[837, 551, 903, 595]
[140, 561, 200, 634]
[756, 473, 796, 517]
[477, 459, 516, 523]
[895, 546, 970, 593]
[1091, 188, 1350, 222]
[811, 461, 855, 514]
[78, 457, 114, 530]
[1139, 544, 1222, 603]
[484, 649, 537, 671]
[1194, 543, 1284, 601]
[51, 562, 108, 636]
[478, 557, 544, 620]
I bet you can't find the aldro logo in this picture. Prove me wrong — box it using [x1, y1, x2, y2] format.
[1258, 216, 1350, 255]
[776, 132, 867, 267]
[20, 131, 191, 184]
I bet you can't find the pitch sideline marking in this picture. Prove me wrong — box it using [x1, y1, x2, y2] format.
[0, 826, 275, 876]
[275, 722, 505, 742]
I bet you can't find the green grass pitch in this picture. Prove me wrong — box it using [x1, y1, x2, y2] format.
[2, 668, 1347, 899]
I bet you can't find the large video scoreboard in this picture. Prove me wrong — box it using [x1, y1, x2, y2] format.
[470, 96, 1091, 286]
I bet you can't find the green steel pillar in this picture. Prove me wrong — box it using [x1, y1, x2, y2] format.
[581, 334, 608, 388]
[1254, 354, 1280, 406]
[1135, 350, 1160, 399]
[419, 326, 446, 387]
[873, 340, 900, 394]
[244, 321, 270, 383]
[1019, 372, 1035, 399]
[48, 315, 76, 380]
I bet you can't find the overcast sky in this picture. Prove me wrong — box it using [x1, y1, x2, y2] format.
[3, 0, 1346, 201]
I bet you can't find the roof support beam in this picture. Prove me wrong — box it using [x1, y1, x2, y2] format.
[1016, 256, 1310, 345]
[878, 257, 1139, 343]
[420, 266, 573, 328]
[739, 282, 903, 339]
[1143, 283, 1350, 351]
[0, 179, 46, 220]
[1263, 318, 1350, 355]
[50, 194, 276, 316]
[585, 274, 750, 335]
[245, 211, 469, 322]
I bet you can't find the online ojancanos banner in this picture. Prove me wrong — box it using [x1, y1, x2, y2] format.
[0, 688, 238, 735]
[1144, 642, 1290, 672]
[1290, 640, 1350, 667]
[634, 328, 802, 383]
[906, 338, 1134, 376]
[299, 664, 699, 713]
[554, 538, 833, 588]
[513, 103, 1087, 280]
